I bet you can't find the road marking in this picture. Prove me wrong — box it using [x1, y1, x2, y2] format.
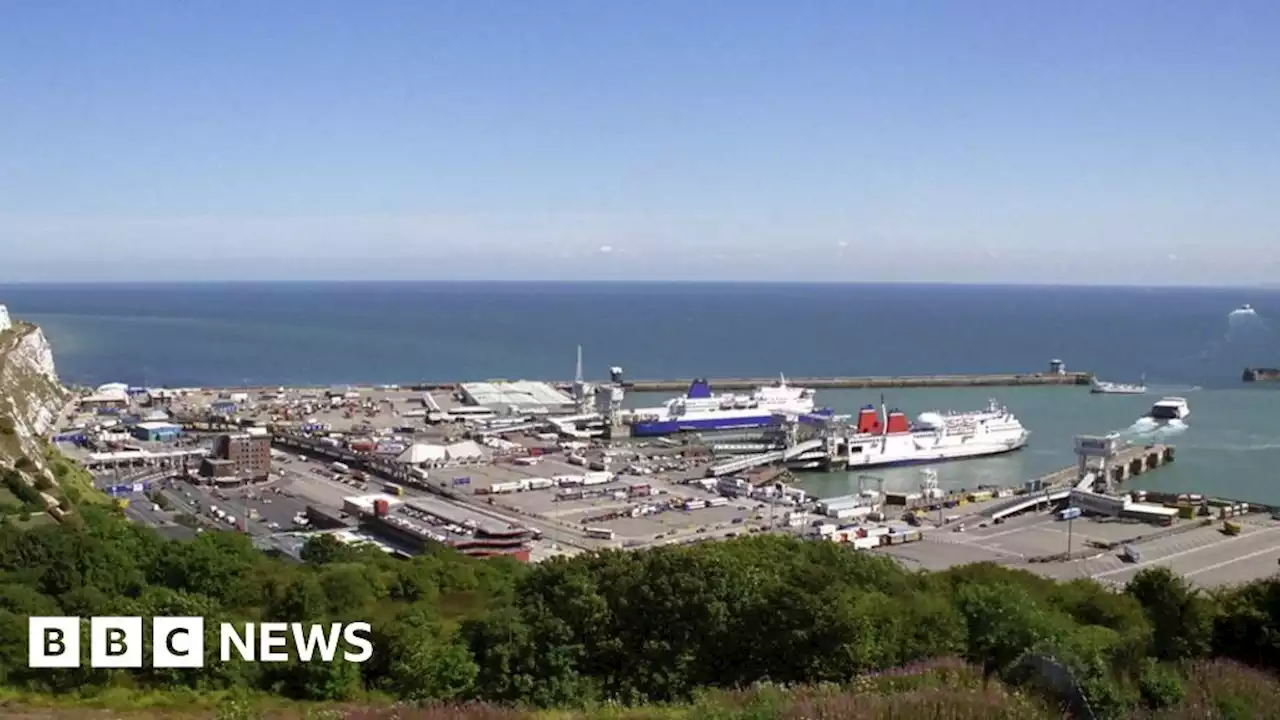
[1092, 524, 1280, 579]
[967, 516, 1056, 540]
[1031, 525, 1107, 546]
[1183, 543, 1280, 579]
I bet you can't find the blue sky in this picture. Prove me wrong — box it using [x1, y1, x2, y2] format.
[3, 0, 1280, 284]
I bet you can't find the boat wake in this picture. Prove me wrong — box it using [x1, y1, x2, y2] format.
[1119, 417, 1188, 438]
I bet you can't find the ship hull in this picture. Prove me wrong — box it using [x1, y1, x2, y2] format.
[834, 442, 1027, 469]
[630, 409, 834, 437]
[1243, 368, 1280, 383]
[840, 431, 1030, 469]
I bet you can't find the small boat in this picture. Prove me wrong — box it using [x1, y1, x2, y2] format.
[1091, 374, 1146, 395]
[1148, 397, 1190, 422]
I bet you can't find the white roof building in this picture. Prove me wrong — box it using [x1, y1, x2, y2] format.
[81, 388, 129, 405]
[445, 440, 483, 461]
[397, 444, 448, 465]
[396, 441, 485, 465]
[459, 381, 575, 411]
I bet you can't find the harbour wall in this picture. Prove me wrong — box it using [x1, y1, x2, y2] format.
[615, 372, 1093, 392]
[161, 371, 1095, 394]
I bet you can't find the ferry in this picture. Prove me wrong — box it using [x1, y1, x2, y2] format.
[840, 399, 1029, 469]
[1091, 375, 1147, 395]
[626, 376, 832, 436]
[1147, 397, 1190, 422]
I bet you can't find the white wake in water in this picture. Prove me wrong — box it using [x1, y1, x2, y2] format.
[1118, 417, 1188, 438]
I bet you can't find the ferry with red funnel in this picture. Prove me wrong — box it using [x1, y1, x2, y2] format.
[838, 399, 1029, 469]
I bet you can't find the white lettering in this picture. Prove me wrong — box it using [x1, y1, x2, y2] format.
[289, 623, 342, 662]
[259, 622, 289, 662]
[220, 622, 255, 662]
[342, 622, 373, 663]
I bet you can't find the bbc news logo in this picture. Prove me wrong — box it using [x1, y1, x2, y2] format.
[29, 617, 373, 668]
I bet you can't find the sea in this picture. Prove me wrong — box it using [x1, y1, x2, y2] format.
[3, 282, 1280, 502]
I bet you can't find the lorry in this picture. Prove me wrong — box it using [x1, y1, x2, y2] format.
[330, 461, 350, 474]
[1058, 507, 1082, 521]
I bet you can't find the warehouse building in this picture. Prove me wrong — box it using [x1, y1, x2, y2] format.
[459, 381, 575, 413]
[130, 421, 182, 442]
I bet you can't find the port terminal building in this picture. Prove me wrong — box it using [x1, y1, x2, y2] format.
[459, 381, 576, 413]
[344, 493, 534, 561]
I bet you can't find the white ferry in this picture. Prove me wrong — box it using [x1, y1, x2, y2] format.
[841, 399, 1029, 469]
[1147, 397, 1190, 422]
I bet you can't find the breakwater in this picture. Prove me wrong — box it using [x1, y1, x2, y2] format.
[616, 372, 1093, 392]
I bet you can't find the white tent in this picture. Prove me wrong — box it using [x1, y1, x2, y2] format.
[445, 440, 484, 462]
[397, 443, 447, 465]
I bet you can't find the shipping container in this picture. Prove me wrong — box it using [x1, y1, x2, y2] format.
[852, 536, 880, 551]
[707, 497, 729, 507]
[528, 478, 555, 490]
[373, 499, 390, 516]
[585, 527, 615, 540]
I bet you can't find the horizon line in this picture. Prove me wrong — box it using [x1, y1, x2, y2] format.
[0, 279, 1276, 291]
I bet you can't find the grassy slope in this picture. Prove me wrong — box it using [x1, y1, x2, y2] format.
[6, 659, 1280, 719]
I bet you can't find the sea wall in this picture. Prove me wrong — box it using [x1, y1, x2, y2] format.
[0, 317, 67, 472]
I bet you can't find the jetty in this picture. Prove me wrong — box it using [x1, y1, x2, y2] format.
[617, 372, 1091, 392]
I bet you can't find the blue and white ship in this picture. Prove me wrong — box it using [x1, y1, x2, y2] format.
[626, 376, 832, 436]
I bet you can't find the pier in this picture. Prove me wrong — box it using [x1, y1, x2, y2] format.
[957, 439, 1174, 524]
[612, 372, 1092, 392]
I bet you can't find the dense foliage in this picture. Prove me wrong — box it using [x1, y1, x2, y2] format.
[2, 504, 1280, 718]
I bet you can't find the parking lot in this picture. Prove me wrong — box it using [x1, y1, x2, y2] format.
[870, 508, 1280, 588]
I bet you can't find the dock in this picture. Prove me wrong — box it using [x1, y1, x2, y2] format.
[958, 441, 1174, 522]
[614, 372, 1092, 392]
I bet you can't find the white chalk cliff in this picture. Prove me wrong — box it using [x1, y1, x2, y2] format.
[0, 307, 67, 470]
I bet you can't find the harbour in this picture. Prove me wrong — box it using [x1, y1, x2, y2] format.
[15, 286, 1280, 586]
[46, 362, 1280, 588]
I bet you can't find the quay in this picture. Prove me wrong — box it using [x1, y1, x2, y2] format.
[611, 371, 1092, 392]
[879, 442, 1175, 518]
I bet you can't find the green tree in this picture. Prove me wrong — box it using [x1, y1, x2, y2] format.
[956, 582, 1061, 679]
[1126, 567, 1214, 663]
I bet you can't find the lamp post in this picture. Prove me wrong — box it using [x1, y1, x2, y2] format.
[1066, 506, 1075, 559]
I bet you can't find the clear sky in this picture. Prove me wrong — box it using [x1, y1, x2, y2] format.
[3, 0, 1279, 284]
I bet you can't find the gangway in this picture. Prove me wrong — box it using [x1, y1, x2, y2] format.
[705, 438, 824, 477]
[710, 442, 783, 454]
[986, 487, 1072, 522]
[473, 421, 545, 437]
[1075, 471, 1097, 492]
[552, 412, 601, 425]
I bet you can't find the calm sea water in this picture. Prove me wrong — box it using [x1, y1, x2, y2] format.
[3, 282, 1280, 500]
